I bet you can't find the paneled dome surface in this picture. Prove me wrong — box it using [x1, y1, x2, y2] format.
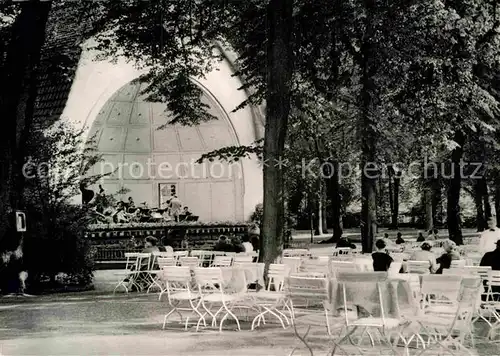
[88, 81, 244, 222]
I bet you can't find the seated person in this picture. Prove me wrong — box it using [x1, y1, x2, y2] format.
[231, 237, 245, 253]
[408, 242, 437, 273]
[372, 239, 393, 272]
[242, 235, 254, 253]
[160, 237, 175, 254]
[435, 239, 460, 274]
[336, 236, 356, 249]
[395, 232, 405, 244]
[417, 232, 425, 242]
[480, 239, 500, 300]
[142, 236, 160, 254]
[250, 234, 260, 253]
[213, 235, 233, 252]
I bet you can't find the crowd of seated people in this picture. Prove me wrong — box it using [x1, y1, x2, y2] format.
[92, 196, 197, 224]
[371, 238, 460, 274]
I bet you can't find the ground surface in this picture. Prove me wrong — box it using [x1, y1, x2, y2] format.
[0, 291, 497, 356]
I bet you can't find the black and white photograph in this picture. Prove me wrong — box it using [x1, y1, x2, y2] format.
[0, 0, 499, 355]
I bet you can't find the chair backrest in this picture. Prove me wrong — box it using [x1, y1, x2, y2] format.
[406, 260, 430, 274]
[190, 250, 208, 258]
[124, 252, 151, 270]
[463, 266, 491, 282]
[283, 249, 309, 257]
[300, 258, 329, 275]
[390, 253, 409, 262]
[179, 256, 199, 268]
[161, 266, 193, 299]
[193, 267, 223, 291]
[267, 263, 287, 291]
[285, 276, 329, 307]
[233, 254, 253, 263]
[212, 255, 233, 267]
[337, 279, 390, 325]
[282, 257, 301, 273]
[157, 257, 176, 269]
[332, 248, 351, 257]
[162, 266, 191, 283]
[421, 274, 462, 309]
[225, 252, 237, 258]
[450, 259, 467, 268]
[488, 270, 500, 287]
[173, 251, 188, 260]
[330, 261, 359, 276]
[336, 271, 388, 282]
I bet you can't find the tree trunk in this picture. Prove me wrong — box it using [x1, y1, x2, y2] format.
[482, 177, 492, 220]
[0, 2, 51, 293]
[325, 159, 343, 242]
[261, 0, 293, 269]
[495, 177, 500, 227]
[316, 180, 323, 235]
[321, 186, 328, 233]
[388, 170, 394, 218]
[474, 179, 486, 232]
[424, 185, 433, 231]
[446, 131, 465, 245]
[359, 15, 378, 253]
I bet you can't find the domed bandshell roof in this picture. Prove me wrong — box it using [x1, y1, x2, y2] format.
[86, 80, 245, 221]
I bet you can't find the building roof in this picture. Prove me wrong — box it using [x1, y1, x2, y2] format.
[33, 3, 90, 126]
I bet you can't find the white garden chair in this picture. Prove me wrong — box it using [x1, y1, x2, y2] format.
[420, 274, 462, 314]
[330, 261, 359, 277]
[113, 252, 151, 293]
[190, 250, 210, 266]
[160, 266, 204, 330]
[283, 249, 309, 258]
[145, 253, 174, 293]
[251, 263, 290, 330]
[233, 254, 253, 263]
[193, 267, 251, 331]
[299, 258, 330, 276]
[450, 260, 467, 268]
[406, 277, 481, 354]
[282, 257, 301, 273]
[406, 261, 431, 274]
[212, 255, 233, 267]
[179, 256, 199, 269]
[284, 275, 334, 334]
[329, 272, 407, 355]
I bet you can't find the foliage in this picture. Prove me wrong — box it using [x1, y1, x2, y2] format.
[19, 120, 105, 291]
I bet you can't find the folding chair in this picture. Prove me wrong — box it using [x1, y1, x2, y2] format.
[113, 253, 151, 293]
[284, 275, 335, 335]
[193, 267, 251, 331]
[212, 255, 233, 267]
[283, 249, 309, 258]
[406, 261, 431, 274]
[329, 272, 407, 355]
[179, 257, 199, 269]
[330, 261, 359, 278]
[145, 251, 176, 293]
[420, 275, 462, 315]
[407, 277, 481, 355]
[190, 250, 210, 266]
[233, 254, 253, 263]
[300, 258, 330, 276]
[161, 266, 204, 330]
[282, 257, 301, 273]
[251, 263, 290, 330]
[450, 260, 467, 268]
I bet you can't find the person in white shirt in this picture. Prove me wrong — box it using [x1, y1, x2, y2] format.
[241, 235, 254, 253]
[479, 216, 500, 254]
